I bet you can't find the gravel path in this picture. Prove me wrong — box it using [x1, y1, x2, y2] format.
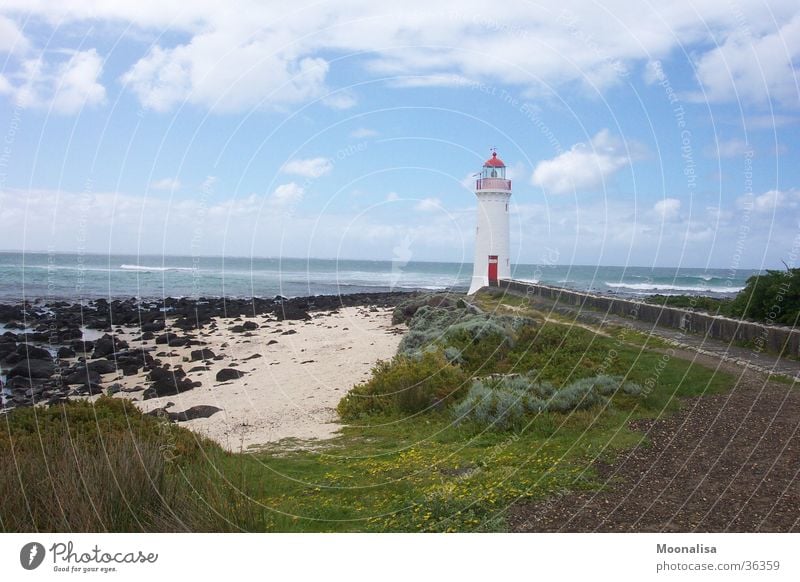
[509, 352, 800, 532]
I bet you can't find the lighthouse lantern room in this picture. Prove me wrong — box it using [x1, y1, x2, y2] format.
[468, 150, 512, 295]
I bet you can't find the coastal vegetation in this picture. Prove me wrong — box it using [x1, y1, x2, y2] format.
[2, 289, 735, 532]
[647, 267, 800, 326]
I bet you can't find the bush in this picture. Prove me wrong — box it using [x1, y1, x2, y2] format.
[337, 351, 469, 420]
[729, 268, 800, 325]
[646, 268, 799, 326]
[397, 304, 535, 359]
[391, 293, 465, 325]
[452, 373, 642, 430]
[0, 398, 225, 532]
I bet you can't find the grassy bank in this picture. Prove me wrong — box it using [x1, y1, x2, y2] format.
[646, 267, 799, 327]
[1, 290, 734, 532]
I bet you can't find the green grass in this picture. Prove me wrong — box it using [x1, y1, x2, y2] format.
[1, 291, 736, 533]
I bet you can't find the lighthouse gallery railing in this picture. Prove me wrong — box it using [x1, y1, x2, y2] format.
[475, 178, 512, 191]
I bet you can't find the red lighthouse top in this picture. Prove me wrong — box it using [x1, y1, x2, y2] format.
[477, 149, 510, 188]
[483, 151, 505, 168]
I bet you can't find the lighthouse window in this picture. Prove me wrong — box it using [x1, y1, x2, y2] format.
[505, 203, 508, 212]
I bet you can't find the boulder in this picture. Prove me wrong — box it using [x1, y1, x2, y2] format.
[65, 368, 102, 385]
[92, 334, 128, 358]
[140, 320, 165, 333]
[215, 368, 245, 382]
[190, 348, 216, 361]
[15, 343, 53, 361]
[57, 346, 76, 359]
[87, 359, 118, 375]
[143, 365, 195, 399]
[7, 358, 55, 379]
[172, 405, 222, 421]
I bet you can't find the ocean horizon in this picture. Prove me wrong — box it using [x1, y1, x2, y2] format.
[0, 251, 760, 302]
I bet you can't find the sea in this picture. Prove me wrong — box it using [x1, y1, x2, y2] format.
[0, 251, 759, 303]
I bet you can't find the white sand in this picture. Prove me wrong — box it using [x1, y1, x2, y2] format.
[103, 306, 404, 451]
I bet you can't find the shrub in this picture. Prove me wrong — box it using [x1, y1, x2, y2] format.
[397, 304, 535, 360]
[443, 346, 463, 364]
[452, 373, 641, 430]
[391, 293, 465, 325]
[337, 351, 469, 420]
[0, 398, 228, 532]
[729, 268, 800, 325]
[646, 268, 799, 326]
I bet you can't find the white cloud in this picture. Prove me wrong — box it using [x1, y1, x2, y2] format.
[2, 183, 794, 268]
[414, 197, 441, 212]
[0, 74, 11, 95]
[322, 90, 357, 110]
[350, 127, 378, 138]
[693, 13, 800, 106]
[3, 49, 106, 113]
[653, 198, 681, 220]
[0, 15, 28, 54]
[385, 192, 400, 201]
[738, 189, 799, 213]
[754, 190, 784, 212]
[150, 177, 181, 191]
[281, 157, 333, 178]
[531, 129, 636, 194]
[0, 2, 797, 112]
[121, 33, 330, 112]
[270, 182, 304, 207]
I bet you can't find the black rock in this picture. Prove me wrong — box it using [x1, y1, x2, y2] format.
[71, 339, 94, 354]
[155, 333, 190, 347]
[190, 348, 216, 361]
[172, 405, 222, 421]
[275, 305, 311, 321]
[243, 353, 262, 360]
[143, 365, 195, 399]
[15, 343, 53, 361]
[6, 375, 38, 390]
[281, 329, 297, 335]
[57, 346, 76, 359]
[75, 382, 104, 395]
[215, 368, 245, 382]
[65, 368, 102, 385]
[92, 334, 128, 358]
[87, 359, 118, 375]
[242, 321, 258, 331]
[141, 320, 165, 333]
[7, 358, 55, 379]
[122, 365, 140, 376]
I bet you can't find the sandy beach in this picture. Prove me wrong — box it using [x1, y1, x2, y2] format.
[94, 306, 404, 451]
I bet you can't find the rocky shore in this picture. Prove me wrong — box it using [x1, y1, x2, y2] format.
[1, 292, 412, 447]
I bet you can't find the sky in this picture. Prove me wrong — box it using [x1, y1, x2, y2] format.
[0, 0, 798, 270]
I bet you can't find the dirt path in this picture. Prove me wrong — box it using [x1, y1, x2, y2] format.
[508, 354, 800, 532]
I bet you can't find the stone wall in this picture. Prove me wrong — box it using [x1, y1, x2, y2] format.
[498, 279, 800, 357]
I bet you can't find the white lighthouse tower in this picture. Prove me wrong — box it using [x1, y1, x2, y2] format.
[468, 150, 512, 295]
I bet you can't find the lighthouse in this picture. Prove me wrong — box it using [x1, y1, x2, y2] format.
[468, 150, 512, 295]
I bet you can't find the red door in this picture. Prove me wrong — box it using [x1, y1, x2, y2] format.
[488, 255, 498, 285]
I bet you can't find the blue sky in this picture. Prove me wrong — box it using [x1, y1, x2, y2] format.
[0, 0, 798, 269]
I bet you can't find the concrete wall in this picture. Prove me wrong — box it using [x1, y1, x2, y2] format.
[499, 279, 800, 357]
